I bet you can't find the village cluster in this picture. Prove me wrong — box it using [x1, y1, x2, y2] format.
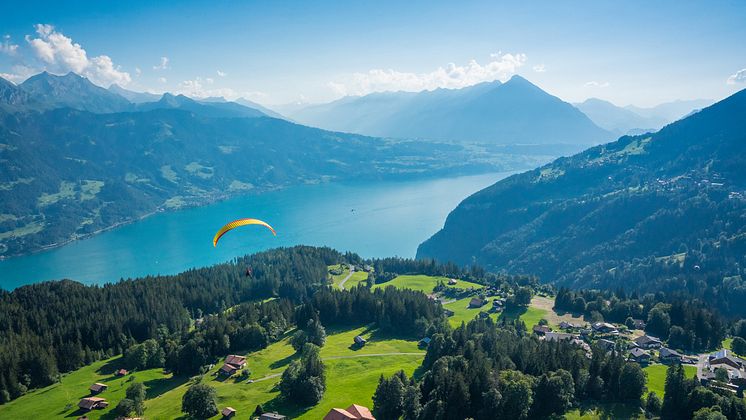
[530, 319, 746, 395]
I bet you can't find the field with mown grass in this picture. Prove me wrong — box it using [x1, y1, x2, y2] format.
[0, 356, 169, 420]
[0, 326, 424, 420]
[372, 274, 483, 294]
[643, 363, 697, 399]
[328, 265, 370, 290]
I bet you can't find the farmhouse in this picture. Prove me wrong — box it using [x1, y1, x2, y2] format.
[709, 349, 746, 370]
[448, 278, 458, 285]
[419, 337, 431, 348]
[699, 349, 746, 388]
[89, 382, 107, 394]
[259, 413, 287, 420]
[444, 309, 455, 317]
[78, 397, 108, 411]
[659, 347, 684, 364]
[596, 339, 616, 352]
[220, 354, 247, 376]
[468, 297, 485, 308]
[592, 322, 618, 334]
[323, 403, 376, 420]
[544, 332, 576, 342]
[634, 335, 662, 349]
[221, 406, 236, 418]
[559, 321, 583, 330]
[354, 335, 367, 346]
[115, 368, 128, 376]
[628, 348, 651, 364]
[532, 325, 551, 336]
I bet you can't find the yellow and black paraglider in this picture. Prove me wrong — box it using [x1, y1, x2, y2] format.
[212, 218, 276, 247]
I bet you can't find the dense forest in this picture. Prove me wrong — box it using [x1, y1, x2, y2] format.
[417, 88, 746, 317]
[372, 317, 650, 419]
[0, 246, 340, 401]
[0, 246, 450, 403]
[372, 317, 746, 420]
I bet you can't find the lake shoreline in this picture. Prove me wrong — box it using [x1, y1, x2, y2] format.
[1, 166, 528, 261]
[0, 170, 520, 289]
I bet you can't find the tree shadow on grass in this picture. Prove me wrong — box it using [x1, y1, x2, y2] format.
[143, 374, 189, 399]
[575, 402, 642, 420]
[261, 394, 314, 419]
[412, 364, 428, 381]
[497, 305, 528, 323]
[269, 352, 298, 370]
[95, 357, 124, 376]
[367, 328, 421, 342]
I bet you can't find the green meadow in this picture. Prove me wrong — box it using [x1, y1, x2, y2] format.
[643, 363, 697, 399]
[0, 326, 424, 420]
[372, 274, 483, 294]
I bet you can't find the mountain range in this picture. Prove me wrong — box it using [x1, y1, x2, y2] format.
[574, 97, 713, 136]
[291, 76, 613, 146]
[0, 72, 530, 257]
[417, 88, 746, 313]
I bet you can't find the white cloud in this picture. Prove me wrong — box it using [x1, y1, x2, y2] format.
[205, 77, 214, 84]
[177, 77, 237, 99]
[242, 91, 268, 100]
[0, 65, 36, 83]
[727, 68, 746, 85]
[533, 64, 546, 73]
[216, 70, 226, 77]
[135, 67, 142, 76]
[153, 56, 169, 70]
[584, 81, 610, 88]
[328, 52, 527, 97]
[24, 24, 131, 86]
[0, 35, 19, 55]
[158, 77, 167, 83]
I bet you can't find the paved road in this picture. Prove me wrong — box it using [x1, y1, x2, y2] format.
[251, 372, 282, 382]
[696, 353, 708, 381]
[338, 265, 355, 290]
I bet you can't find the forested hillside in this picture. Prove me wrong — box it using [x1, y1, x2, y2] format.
[418, 88, 746, 316]
[0, 246, 456, 402]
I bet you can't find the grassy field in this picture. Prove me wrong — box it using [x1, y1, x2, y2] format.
[329, 265, 369, 290]
[372, 275, 547, 328]
[1, 326, 424, 420]
[372, 274, 483, 294]
[643, 363, 697, 398]
[0, 356, 169, 419]
[342, 271, 369, 290]
[723, 337, 733, 351]
[530, 296, 585, 328]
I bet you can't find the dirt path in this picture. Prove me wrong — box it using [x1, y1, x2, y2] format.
[251, 372, 282, 382]
[338, 265, 354, 290]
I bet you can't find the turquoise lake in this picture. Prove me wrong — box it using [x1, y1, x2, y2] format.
[0, 172, 513, 289]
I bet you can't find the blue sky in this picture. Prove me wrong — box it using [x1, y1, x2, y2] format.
[1, 0, 745, 106]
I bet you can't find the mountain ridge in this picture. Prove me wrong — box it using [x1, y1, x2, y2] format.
[291, 75, 612, 145]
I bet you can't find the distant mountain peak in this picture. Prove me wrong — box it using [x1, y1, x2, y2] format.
[19, 71, 131, 113]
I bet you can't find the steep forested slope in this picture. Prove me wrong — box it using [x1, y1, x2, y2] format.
[418, 89, 746, 314]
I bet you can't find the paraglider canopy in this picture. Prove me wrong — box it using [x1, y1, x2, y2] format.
[213, 218, 276, 247]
